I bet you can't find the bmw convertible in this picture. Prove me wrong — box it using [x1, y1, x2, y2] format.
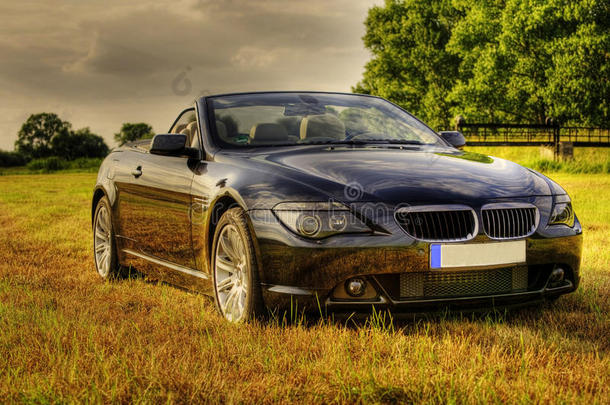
[92, 92, 582, 322]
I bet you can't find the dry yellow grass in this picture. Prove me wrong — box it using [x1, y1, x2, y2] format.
[0, 173, 608, 403]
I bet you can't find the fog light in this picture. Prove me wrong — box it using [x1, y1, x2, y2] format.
[345, 278, 367, 297]
[550, 268, 565, 285]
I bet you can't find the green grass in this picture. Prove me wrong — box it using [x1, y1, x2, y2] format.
[0, 173, 608, 403]
[0, 157, 102, 176]
[466, 146, 610, 174]
[2, 147, 609, 176]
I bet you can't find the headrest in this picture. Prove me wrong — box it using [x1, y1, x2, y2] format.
[215, 120, 228, 140]
[185, 121, 198, 145]
[249, 123, 288, 144]
[174, 123, 187, 134]
[186, 121, 198, 134]
[300, 114, 345, 140]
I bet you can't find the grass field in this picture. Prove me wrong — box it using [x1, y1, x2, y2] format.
[465, 146, 610, 174]
[0, 168, 609, 402]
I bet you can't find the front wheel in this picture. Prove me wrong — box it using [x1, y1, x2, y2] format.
[212, 207, 264, 322]
[93, 196, 121, 279]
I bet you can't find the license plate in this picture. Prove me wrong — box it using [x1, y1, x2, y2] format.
[430, 240, 526, 269]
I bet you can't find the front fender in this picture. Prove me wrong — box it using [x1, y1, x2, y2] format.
[92, 155, 119, 224]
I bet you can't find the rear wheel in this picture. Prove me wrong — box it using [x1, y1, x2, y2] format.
[93, 196, 121, 279]
[212, 207, 264, 322]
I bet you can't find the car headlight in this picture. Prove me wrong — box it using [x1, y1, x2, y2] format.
[272, 202, 371, 239]
[549, 195, 575, 227]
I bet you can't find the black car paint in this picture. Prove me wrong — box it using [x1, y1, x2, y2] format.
[93, 92, 582, 312]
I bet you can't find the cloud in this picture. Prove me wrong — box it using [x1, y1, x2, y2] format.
[0, 0, 382, 150]
[64, 36, 167, 76]
[231, 46, 281, 69]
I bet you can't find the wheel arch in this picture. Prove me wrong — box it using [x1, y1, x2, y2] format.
[91, 187, 107, 227]
[207, 194, 241, 260]
[206, 190, 264, 281]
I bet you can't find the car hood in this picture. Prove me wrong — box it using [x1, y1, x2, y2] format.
[229, 146, 552, 205]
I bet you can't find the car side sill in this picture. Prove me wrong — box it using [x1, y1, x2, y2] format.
[122, 249, 209, 280]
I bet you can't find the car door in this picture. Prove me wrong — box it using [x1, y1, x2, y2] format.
[119, 109, 198, 269]
[131, 153, 195, 268]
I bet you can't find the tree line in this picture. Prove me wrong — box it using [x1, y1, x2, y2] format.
[354, 0, 609, 130]
[0, 113, 155, 167]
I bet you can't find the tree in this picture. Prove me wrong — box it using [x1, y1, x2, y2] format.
[0, 150, 28, 167]
[114, 123, 154, 146]
[51, 127, 109, 160]
[15, 113, 71, 158]
[353, 0, 463, 129]
[356, 0, 610, 126]
[448, 0, 610, 125]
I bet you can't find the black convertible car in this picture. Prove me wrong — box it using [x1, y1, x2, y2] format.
[92, 92, 582, 322]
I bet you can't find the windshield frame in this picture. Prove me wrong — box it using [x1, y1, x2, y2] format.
[204, 91, 447, 149]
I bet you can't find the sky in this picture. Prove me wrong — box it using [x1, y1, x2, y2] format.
[0, 0, 383, 150]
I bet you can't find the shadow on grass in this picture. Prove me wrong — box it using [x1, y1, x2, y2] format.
[262, 298, 551, 331]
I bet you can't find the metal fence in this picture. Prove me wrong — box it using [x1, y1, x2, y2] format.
[456, 123, 610, 147]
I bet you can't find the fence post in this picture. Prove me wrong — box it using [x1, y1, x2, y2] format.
[547, 119, 560, 160]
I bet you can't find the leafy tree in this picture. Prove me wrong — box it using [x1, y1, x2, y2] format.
[51, 127, 109, 160]
[542, 2, 610, 126]
[114, 123, 154, 146]
[15, 113, 71, 158]
[448, 0, 610, 125]
[0, 150, 28, 167]
[353, 0, 462, 129]
[356, 0, 610, 126]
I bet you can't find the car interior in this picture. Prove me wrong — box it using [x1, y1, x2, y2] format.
[214, 112, 351, 146]
[170, 114, 200, 149]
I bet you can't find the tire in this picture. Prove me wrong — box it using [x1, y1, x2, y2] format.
[211, 207, 265, 322]
[93, 196, 122, 280]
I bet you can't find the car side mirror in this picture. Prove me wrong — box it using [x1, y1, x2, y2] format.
[150, 134, 188, 156]
[439, 131, 466, 149]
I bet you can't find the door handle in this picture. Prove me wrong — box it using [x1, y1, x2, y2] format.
[131, 166, 142, 178]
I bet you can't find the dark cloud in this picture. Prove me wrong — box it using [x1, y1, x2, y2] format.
[0, 0, 381, 150]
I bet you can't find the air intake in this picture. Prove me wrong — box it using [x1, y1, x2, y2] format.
[481, 203, 538, 240]
[395, 205, 478, 242]
[399, 267, 528, 298]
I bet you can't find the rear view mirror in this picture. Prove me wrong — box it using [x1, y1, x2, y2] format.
[150, 134, 187, 156]
[439, 131, 466, 149]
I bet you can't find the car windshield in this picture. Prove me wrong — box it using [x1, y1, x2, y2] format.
[208, 92, 443, 148]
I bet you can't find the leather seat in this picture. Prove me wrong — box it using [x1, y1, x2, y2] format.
[173, 123, 187, 134]
[299, 114, 345, 141]
[249, 123, 289, 144]
[186, 121, 198, 146]
[179, 126, 191, 146]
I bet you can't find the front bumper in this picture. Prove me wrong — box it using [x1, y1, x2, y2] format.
[314, 279, 573, 316]
[248, 210, 583, 313]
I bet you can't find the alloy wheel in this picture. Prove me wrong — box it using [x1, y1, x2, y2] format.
[94, 204, 112, 278]
[214, 224, 250, 322]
